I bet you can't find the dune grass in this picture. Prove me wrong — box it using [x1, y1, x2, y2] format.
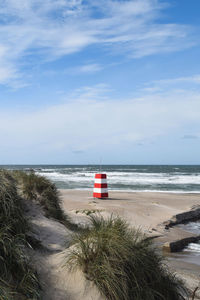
[13, 170, 65, 220]
[13, 170, 80, 232]
[0, 170, 40, 300]
[66, 215, 188, 300]
[0, 169, 82, 299]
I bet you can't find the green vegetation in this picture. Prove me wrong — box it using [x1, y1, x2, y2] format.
[0, 169, 81, 299]
[13, 170, 80, 231]
[75, 209, 102, 215]
[13, 170, 65, 221]
[0, 170, 40, 300]
[66, 215, 188, 300]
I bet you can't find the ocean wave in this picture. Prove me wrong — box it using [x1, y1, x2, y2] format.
[35, 172, 95, 183]
[35, 170, 200, 187]
[30, 165, 200, 192]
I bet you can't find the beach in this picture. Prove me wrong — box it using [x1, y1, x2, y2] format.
[1, 169, 199, 299]
[60, 189, 200, 230]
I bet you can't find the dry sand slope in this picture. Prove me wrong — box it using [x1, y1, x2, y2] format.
[25, 200, 103, 300]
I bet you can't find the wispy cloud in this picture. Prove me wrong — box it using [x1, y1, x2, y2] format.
[0, 0, 195, 86]
[153, 75, 200, 85]
[68, 83, 112, 100]
[68, 63, 103, 74]
[143, 74, 200, 94]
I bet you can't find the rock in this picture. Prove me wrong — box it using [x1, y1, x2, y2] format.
[162, 235, 200, 253]
[163, 206, 200, 228]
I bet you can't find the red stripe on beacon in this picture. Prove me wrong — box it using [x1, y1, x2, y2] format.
[93, 173, 108, 198]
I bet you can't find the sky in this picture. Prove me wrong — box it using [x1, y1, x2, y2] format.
[0, 0, 200, 165]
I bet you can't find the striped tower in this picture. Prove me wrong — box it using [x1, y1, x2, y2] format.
[93, 174, 108, 199]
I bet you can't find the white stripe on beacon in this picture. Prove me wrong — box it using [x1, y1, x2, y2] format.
[93, 174, 108, 199]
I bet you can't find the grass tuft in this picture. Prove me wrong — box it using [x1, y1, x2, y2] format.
[66, 214, 188, 300]
[13, 170, 65, 221]
[13, 170, 81, 231]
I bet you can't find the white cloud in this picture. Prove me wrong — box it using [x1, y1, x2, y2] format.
[68, 63, 103, 74]
[154, 75, 200, 85]
[0, 82, 200, 163]
[143, 74, 200, 94]
[78, 63, 103, 73]
[0, 0, 195, 86]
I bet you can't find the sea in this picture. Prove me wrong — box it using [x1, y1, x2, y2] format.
[2, 164, 200, 193]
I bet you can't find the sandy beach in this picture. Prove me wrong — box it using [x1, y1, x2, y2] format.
[59, 190, 200, 230]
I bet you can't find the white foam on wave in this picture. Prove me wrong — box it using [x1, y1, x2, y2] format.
[36, 171, 94, 182]
[39, 169, 59, 172]
[184, 242, 200, 253]
[39, 167, 86, 172]
[178, 222, 200, 236]
[106, 173, 200, 185]
[113, 171, 197, 182]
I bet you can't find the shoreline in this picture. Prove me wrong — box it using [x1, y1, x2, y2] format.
[58, 188, 200, 194]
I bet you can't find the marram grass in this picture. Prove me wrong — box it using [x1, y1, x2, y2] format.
[12, 169, 76, 229]
[66, 215, 188, 300]
[13, 170, 79, 231]
[0, 170, 40, 300]
[12, 170, 65, 220]
[0, 169, 80, 299]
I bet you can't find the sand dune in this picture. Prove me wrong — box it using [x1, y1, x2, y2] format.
[25, 190, 200, 299]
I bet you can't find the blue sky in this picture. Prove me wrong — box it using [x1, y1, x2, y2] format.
[0, 0, 200, 164]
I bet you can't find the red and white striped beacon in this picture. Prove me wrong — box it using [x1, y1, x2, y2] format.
[93, 174, 108, 199]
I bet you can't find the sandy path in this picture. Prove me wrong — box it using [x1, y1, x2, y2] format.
[25, 200, 103, 300]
